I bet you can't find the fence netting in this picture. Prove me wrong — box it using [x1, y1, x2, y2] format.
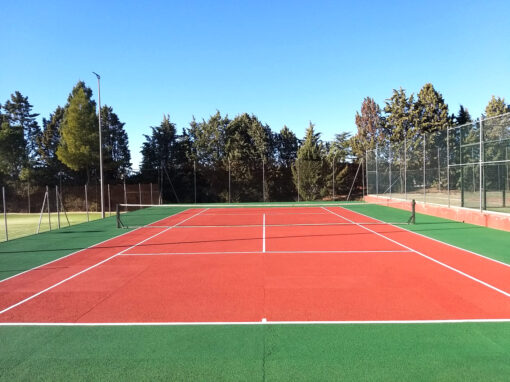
[366, 112, 510, 213]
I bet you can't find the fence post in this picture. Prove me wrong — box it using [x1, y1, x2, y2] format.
[361, 158, 365, 197]
[2, 186, 7, 241]
[27, 180, 31, 213]
[262, 158, 266, 202]
[389, 145, 392, 198]
[123, 179, 127, 210]
[404, 136, 407, 200]
[423, 133, 426, 203]
[85, 184, 89, 222]
[138, 183, 142, 206]
[56, 186, 60, 229]
[193, 161, 197, 204]
[375, 145, 379, 195]
[150, 183, 154, 205]
[479, 115, 484, 212]
[332, 157, 335, 200]
[447, 128, 450, 208]
[108, 184, 111, 217]
[228, 159, 231, 204]
[46, 185, 51, 230]
[297, 158, 300, 202]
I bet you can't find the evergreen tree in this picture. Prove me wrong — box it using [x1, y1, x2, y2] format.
[383, 88, 418, 142]
[415, 83, 450, 134]
[485, 96, 508, 117]
[37, 106, 66, 182]
[292, 122, 324, 200]
[2, 91, 41, 166]
[0, 106, 25, 180]
[57, 82, 99, 183]
[100, 105, 131, 181]
[353, 97, 383, 157]
[273, 126, 298, 201]
[455, 105, 472, 126]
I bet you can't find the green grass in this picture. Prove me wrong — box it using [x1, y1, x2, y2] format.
[1, 202, 510, 380]
[0, 212, 103, 242]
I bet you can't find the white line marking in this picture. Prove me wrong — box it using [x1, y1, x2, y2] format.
[0, 209, 209, 316]
[262, 214, 266, 253]
[354, 205, 510, 269]
[0, 209, 195, 284]
[2, 318, 510, 326]
[120, 250, 413, 256]
[322, 207, 510, 298]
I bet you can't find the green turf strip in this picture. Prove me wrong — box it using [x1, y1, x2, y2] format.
[1, 324, 510, 381]
[1, 203, 510, 380]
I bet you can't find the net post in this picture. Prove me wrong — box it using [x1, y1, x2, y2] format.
[2, 186, 8, 241]
[411, 199, 416, 224]
[116, 204, 121, 228]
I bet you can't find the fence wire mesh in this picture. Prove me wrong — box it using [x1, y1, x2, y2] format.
[366, 112, 510, 214]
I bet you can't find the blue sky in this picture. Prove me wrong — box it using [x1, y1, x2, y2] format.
[1, 0, 509, 170]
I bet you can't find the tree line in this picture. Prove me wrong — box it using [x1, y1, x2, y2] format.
[1, 80, 508, 203]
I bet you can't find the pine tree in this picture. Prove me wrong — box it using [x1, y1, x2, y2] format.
[292, 122, 324, 200]
[100, 105, 131, 181]
[57, 82, 99, 183]
[37, 106, 66, 181]
[353, 97, 383, 157]
[383, 88, 418, 142]
[3, 91, 41, 166]
[0, 106, 25, 179]
[273, 126, 298, 201]
[415, 83, 450, 134]
[485, 96, 508, 117]
[455, 105, 472, 126]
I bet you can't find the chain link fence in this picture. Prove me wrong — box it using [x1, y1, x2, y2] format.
[366, 112, 510, 214]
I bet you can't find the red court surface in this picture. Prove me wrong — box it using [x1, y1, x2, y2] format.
[1, 206, 510, 324]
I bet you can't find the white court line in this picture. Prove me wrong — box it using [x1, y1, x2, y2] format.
[262, 214, 266, 253]
[0, 209, 189, 284]
[120, 250, 413, 256]
[352, 206, 510, 270]
[323, 207, 510, 298]
[2, 318, 510, 326]
[0, 208, 209, 316]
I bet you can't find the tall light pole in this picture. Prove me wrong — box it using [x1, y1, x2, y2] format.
[92, 72, 105, 218]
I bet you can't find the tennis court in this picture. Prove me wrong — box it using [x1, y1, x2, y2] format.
[2, 202, 510, 381]
[2, 202, 510, 325]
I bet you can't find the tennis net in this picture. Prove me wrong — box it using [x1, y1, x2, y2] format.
[115, 200, 416, 229]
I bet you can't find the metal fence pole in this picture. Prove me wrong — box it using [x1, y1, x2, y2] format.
[423, 133, 426, 203]
[228, 159, 231, 204]
[297, 158, 300, 202]
[480, 115, 484, 212]
[375, 145, 379, 195]
[108, 184, 111, 217]
[123, 178, 127, 210]
[56, 186, 60, 229]
[361, 158, 365, 197]
[85, 184, 89, 222]
[46, 185, 51, 230]
[2, 186, 7, 241]
[404, 137, 407, 200]
[193, 160, 197, 204]
[389, 145, 392, 198]
[437, 146, 441, 192]
[365, 151, 369, 195]
[262, 158, 265, 202]
[138, 183, 142, 206]
[27, 180, 31, 213]
[447, 128, 450, 208]
[332, 157, 335, 200]
[150, 183, 153, 205]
